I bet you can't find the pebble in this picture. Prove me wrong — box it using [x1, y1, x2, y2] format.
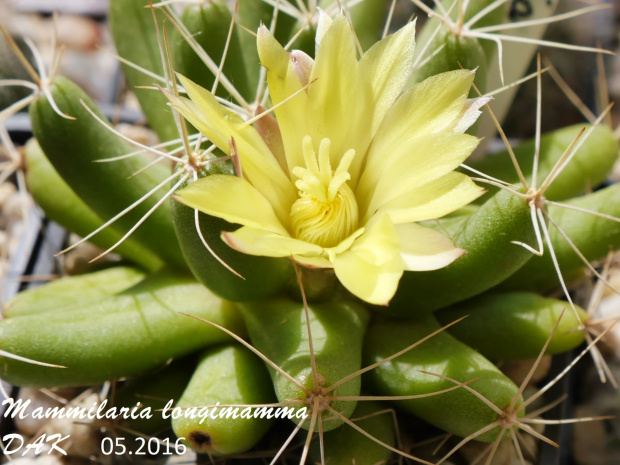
[0, 182, 17, 207]
[55, 15, 100, 52]
[3, 456, 64, 465]
[458, 436, 536, 465]
[500, 356, 552, 387]
[116, 123, 159, 148]
[3, 190, 32, 223]
[13, 387, 68, 436]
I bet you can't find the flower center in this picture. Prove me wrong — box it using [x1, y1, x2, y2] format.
[290, 136, 359, 248]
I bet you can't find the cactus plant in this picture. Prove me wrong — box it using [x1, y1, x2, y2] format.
[1, 1, 619, 464]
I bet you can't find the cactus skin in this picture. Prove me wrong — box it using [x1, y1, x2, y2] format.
[386, 187, 535, 315]
[30, 76, 187, 269]
[0, 269, 245, 388]
[173, 1, 254, 102]
[436, 292, 587, 359]
[364, 315, 522, 443]
[240, 297, 370, 433]
[171, 344, 276, 456]
[500, 182, 620, 293]
[468, 124, 619, 203]
[109, 0, 179, 143]
[171, 154, 294, 302]
[24, 138, 163, 271]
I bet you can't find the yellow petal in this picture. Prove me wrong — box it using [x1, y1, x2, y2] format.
[306, 14, 372, 186]
[315, 9, 334, 50]
[326, 227, 365, 256]
[332, 216, 404, 305]
[292, 254, 333, 269]
[359, 132, 480, 219]
[454, 97, 492, 133]
[396, 223, 465, 271]
[374, 172, 484, 224]
[257, 25, 310, 177]
[174, 175, 288, 236]
[169, 75, 296, 226]
[257, 24, 290, 77]
[359, 20, 417, 137]
[222, 226, 323, 257]
[387, 69, 477, 136]
[361, 70, 476, 191]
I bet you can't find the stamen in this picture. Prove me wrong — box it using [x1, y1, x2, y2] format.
[318, 138, 332, 187]
[290, 137, 359, 247]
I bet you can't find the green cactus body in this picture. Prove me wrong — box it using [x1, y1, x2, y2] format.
[109, 0, 178, 143]
[436, 292, 587, 359]
[501, 183, 620, 293]
[24, 138, 163, 271]
[4, 265, 145, 318]
[171, 344, 275, 456]
[364, 315, 523, 442]
[3, 0, 611, 459]
[239, 297, 369, 432]
[387, 187, 535, 315]
[308, 400, 395, 465]
[468, 124, 619, 203]
[410, 0, 509, 91]
[0, 269, 245, 387]
[171, 153, 294, 302]
[173, 1, 253, 102]
[114, 356, 197, 435]
[319, 0, 386, 52]
[30, 76, 187, 269]
[411, 30, 488, 95]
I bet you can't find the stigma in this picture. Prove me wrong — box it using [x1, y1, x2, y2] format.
[290, 137, 359, 248]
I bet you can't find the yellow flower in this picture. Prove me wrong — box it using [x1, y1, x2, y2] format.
[168, 12, 485, 305]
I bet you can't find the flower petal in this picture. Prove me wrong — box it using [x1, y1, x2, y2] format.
[222, 226, 323, 257]
[360, 69, 477, 193]
[293, 255, 333, 269]
[396, 223, 465, 271]
[167, 76, 296, 225]
[454, 97, 492, 133]
[315, 8, 334, 50]
[257, 25, 310, 177]
[174, 175, 288, 235]
[375, 172, 485, 224]
[307, 14, 372, 186]
[360, 132, 480, 220]
[332, 216, 404, 305]
[359, 20, 417, 137]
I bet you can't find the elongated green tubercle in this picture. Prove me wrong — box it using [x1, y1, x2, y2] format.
[171, 153, 294, 301]
[24, 138, 163, 271]
[501, 182, 620, 293]
[109, 0, 178, 142]
[172, 344, 275, 456]
[364, 315, 522, 442]
[388, 187, 534, 315]
[240, 297, 369, 432]
[436, 292, 587, 359]
[309, 401, 395, 465]
[410, 0, 508, 91]
[30, 76, 187, 269]
[4, 265, 145, 318]
[173, 0, 253, 102]
[468, 124, 618, 203]
[0, 268, 245, 387]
